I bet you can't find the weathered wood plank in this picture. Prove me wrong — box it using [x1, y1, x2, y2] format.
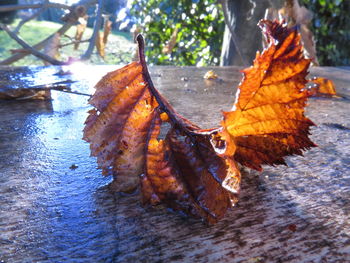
[0, 66, 349, 262]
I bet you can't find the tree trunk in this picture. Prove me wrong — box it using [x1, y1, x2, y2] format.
[220, 0, 284, 66]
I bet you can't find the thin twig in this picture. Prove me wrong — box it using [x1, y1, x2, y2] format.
[13, 1, 49, 34]
[30, 80, 76, 88]
[52, 88, 91, 97]
[60, 39, 90, 47]
[218, 0, 248, 66]
[0, 24, 66, 65]
[30, 81, 91, 97]
[81, 0, 104, 60]
[63, 34, 75, 41]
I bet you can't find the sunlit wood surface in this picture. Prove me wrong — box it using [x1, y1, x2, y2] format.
[0, 65, 349, 262]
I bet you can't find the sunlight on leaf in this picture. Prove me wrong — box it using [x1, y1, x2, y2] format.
[83, 20, 316, 223]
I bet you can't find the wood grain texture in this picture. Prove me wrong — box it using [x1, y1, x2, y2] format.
[0, 65, 349, 262]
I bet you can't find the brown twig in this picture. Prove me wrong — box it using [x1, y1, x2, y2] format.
[81, 0, 104, 60]
[53, 88, 91, 97]
[0, 24, 66, 65]
[30, 81, 91, 97]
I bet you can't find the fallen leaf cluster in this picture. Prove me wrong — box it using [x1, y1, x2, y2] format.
[83, 20, 317, 223]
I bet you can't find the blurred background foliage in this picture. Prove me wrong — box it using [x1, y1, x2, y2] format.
[0, 0, 349, 66]
[132, 0, 349, 66]
[300, 0, 350, 66]
[131, 0, 224, 66]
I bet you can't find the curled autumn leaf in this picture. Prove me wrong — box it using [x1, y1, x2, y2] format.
[84, 20, 316, 224]
[83, 35, 236, 223]
[95, 32, 105, 58]
[217, 20, 316, 172]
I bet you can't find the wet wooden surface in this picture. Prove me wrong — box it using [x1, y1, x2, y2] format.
[0, 65, 349, 263]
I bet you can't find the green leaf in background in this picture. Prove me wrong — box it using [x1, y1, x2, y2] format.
[300, 0, 350, 66]
[131, 0, 224, 66]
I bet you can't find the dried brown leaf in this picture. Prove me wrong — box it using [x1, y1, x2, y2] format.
[309, 77, 337, 97]
[83, 37, 236, 223]
[204, 70, 218, 80]
[219, 20, 316, 171]
[95, 32, 105, 58]
[162, 28, 178, 55]
[103, 18, 112, 45]
[74, 17, 87, 50]
[84, 20, 316, 223]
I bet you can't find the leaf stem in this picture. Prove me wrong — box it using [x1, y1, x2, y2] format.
[136, 34, 194, 133]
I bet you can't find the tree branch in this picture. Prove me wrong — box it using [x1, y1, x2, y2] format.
[81, 0, 104, 60]
[13, 0, 49, 34]
[0, 3, 71, 12]
[0, 0, 97, 65]
[0, 24, 66, 65]
[0, 22, 74, 65]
